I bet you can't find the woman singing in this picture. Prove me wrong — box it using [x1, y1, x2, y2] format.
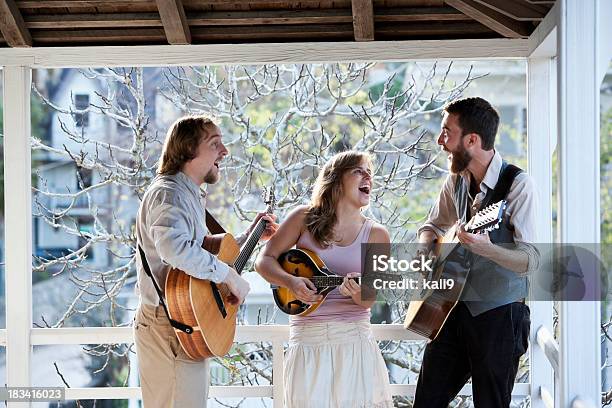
[255, 150, 393, 408]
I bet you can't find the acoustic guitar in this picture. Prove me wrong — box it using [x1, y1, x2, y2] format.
[165, 189, 276, 360]
[403, 200, 507, 340]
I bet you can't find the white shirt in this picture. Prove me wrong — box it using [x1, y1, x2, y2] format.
[418, 151, 540, 273]
[135, 171, 230, 306]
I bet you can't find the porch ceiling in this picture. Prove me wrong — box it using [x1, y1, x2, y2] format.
[0, 0, 556, 48]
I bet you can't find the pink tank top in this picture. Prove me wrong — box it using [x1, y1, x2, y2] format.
[290, 218, 373, 326]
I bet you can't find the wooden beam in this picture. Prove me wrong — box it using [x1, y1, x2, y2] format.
[0, 39, 531, 68]
[0, 0, 31, 47]
[351, 0, 374, 41]
[25, 13, 162, 29]
[528, 0, 557, 57]
[473, 0, 547, 21]
[445, 0, 531, 38]
[156, 0, 190, 44]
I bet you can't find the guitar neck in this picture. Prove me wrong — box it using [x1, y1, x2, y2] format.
[234, 215, 269, 274]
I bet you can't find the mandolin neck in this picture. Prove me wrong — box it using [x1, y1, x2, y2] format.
[311, 275, 359, 288]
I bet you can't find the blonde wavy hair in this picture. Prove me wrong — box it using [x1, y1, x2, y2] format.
[304, 150, 372, 247]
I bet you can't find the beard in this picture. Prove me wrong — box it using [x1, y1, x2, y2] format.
[449, 145, 472, 174]
[204, 167, 219, 184]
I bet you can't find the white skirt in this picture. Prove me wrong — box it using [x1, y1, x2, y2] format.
[284, 319, 394, 408]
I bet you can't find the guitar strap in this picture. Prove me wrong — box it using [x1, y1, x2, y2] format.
[137, 244, 194, 334]
[459, 161, 522, 268]
[479, 161, 523, 211]
[137, 209, 227, 335]
[205, 209, 226, 235]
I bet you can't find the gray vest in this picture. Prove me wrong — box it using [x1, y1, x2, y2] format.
[452, 165, 529, 316]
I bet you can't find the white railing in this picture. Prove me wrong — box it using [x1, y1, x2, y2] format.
[540, 385, 555, 408]
[535, 324, 560, 408]
[0, 325, 531, 406]
[537, 325, 560, 375]
[571, 399, 595, 408]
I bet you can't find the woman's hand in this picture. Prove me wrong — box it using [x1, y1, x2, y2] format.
[289, 276, 323, 305]
[339, 272, 361, 297]
[340, 272, 375, 308]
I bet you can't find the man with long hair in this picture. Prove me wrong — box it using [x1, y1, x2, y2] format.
[414, 97, 539, 407]
[134, 116, 277, 407]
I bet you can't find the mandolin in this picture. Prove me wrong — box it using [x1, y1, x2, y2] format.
[164, 188, 276, 360]
[273, 248, 354, 316]
[270, 248, 392, 316]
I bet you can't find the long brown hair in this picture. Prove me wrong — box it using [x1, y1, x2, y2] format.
[304, 150, 372, 247]
[157, 115, 217, 175]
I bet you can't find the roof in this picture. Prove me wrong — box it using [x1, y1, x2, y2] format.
[0, 0, 556, 48]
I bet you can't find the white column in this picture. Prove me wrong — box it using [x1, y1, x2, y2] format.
[3, 66, 33, 407]
[557, 0, 601, 406]
[527, 56, 556, 408]
[597, 0, 612, 85]
[272, 340, 284, 408]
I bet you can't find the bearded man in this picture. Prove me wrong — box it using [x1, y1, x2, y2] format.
[413, 97, 539, 407]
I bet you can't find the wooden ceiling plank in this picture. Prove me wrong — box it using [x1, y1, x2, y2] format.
[184, 0, 347, 5]
[445, 0, 531, 38]
[32, 28, 166, 43]
[375, 6, 471, 22]
[25, 13, 162, 29]
[376, 14, 469, 22]
[472, 0, 546, 21]
[374, 0, 445, 6]
[519, 0, 552, 12]
[184, 0, 442, 4]
[351, 0, 374, 41]
[189, 9, 352, 26]
[524, 0, 555, 4]
[17, 0, 152, 7]
[191, 24, 353, 41]
[156, 0, 191, 44]
[377, 21, 493, 34]
[0, 0, 32, 47]
[187, 8, 469, 26]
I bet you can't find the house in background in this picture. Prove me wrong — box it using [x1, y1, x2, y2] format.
[33, 69, 117, 271]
